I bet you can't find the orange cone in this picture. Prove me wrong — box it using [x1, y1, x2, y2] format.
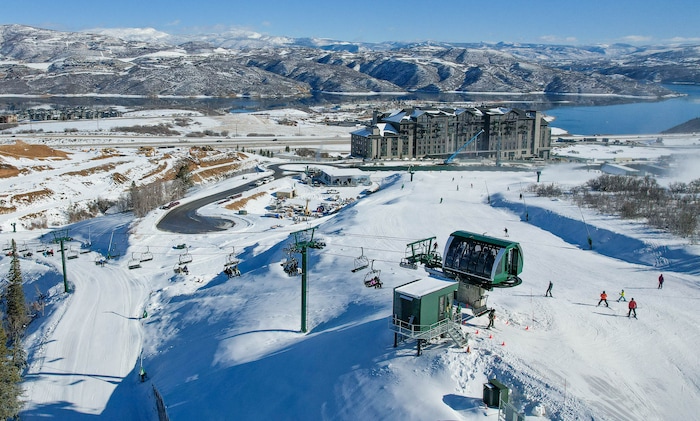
[466, 345, 471, 353]
[525, 326, 529, 330]
[489, 334, 493, 339]
[501, 341, 506, 346]
[475, 329, 479, 335]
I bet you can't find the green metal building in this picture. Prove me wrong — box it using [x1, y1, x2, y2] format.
[391, 278, 467, 354]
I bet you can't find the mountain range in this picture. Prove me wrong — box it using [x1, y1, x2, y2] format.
[0, 24, 698, 99]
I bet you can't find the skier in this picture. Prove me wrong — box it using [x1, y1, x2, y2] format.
[504, 227, 509, 237]
[658, 274, 664, 289]
[617, 289, 626, 302]
[139, 366, 147, 382]
[597, 291, 609, 307]
[487, 309, 496, 329]
[545, 281, 553, 297]
[628, 298, 637, 318]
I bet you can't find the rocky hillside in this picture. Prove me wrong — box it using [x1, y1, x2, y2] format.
[0, 24, 696, 98]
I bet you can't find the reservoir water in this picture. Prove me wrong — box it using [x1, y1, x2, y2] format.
[543, 84, 700, 135]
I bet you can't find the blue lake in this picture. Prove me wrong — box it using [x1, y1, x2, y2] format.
[543, 85, 700, 135]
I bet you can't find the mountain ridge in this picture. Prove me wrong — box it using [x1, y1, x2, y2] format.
[0, 24, 697, 99]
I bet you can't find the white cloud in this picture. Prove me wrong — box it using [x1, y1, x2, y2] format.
[619, 35, 652, 44]
[539, 35, 579, 44]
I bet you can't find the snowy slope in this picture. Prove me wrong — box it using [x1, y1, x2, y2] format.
[2, 122, 700, 420]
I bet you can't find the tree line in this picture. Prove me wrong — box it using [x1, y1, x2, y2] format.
[1, 240, 29, 419]
[533, 174, 700, 240]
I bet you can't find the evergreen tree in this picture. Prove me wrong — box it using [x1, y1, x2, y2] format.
[5, 239, 28, 369]
[0, 318, 22, 419]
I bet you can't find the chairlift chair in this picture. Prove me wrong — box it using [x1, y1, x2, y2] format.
[140, 246, 154, 262]
[352, 247, 370, 273]
[225, 247, 240, 266]
[363, 260, 382, 288]
[80, 242, 91, 254]
[95, 256, 107, 267]
[174, 264, 189, 275]
[282, 257, 300, 276]
[128, 253, 141, 269]
[224, 248, 242, 277]
[224, 262, 241, 278]
[179, 251, 193, 265]
[310, 237, 326, 249]
[400, 256, 418, 270]
[66, 245, 79, 260]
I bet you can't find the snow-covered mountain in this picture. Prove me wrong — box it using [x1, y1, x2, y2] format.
[0, 24, 694, 98]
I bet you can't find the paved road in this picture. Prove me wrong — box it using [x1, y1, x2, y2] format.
[156, 164, 289, 234]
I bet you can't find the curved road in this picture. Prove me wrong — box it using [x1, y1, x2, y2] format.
[156, 164, 291, 234]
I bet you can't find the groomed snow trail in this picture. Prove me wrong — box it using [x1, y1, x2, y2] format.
[22, 253, 150, 418]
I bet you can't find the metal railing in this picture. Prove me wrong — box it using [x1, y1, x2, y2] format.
[390, 312, 466, 345]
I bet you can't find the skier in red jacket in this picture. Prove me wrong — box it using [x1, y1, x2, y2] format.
[597, 291, 608, 307]
[628, 298, 637, 318]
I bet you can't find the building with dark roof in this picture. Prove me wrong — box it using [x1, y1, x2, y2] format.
[350, 106, 551, 161]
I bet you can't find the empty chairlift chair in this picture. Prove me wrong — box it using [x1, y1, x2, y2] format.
[140, 246, 153, 262]
[352, 247, 370, 273]
[66, 245, 79, 260]
[179, 251, 193, 265]
[128, 253, 141, 269]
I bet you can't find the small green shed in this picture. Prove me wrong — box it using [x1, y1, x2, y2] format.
[393, 278, 458, 328]
[391, 278, 463, 354]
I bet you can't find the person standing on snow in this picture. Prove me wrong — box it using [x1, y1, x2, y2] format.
[658, 274, 664, 289]
[628, 298, 637, 318]
[597, 291, 609, 307]
[617, 289, 626, 302]
[487, 309, 496, 329]
[545, 281, 553, 297]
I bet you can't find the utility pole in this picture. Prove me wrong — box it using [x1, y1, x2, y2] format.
[289, 226, 325, 333]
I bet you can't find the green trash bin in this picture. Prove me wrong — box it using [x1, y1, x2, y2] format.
[483, 382, 498, 407]
[489, 378, 509, 406]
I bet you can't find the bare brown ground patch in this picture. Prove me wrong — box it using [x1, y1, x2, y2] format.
[62, 161, 126, 177]
[0, 163, 20, 178]
[12, 188, 53, 205]
[225, 191, 266, 211]
[0, 140, 69, 160]
[141, 162, 168, 180]
[112, 173, 129, 184]
[192, 162, 243, 183]
[0, 206, 17, 214]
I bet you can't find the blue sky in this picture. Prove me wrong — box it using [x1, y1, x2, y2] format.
[2, 0, 699, 45]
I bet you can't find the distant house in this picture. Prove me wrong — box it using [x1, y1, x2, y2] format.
[276, 188, 296, 199]
[351, 106, 551, 161]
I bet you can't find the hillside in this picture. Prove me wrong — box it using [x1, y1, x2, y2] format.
[662, 116, 700, 133]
